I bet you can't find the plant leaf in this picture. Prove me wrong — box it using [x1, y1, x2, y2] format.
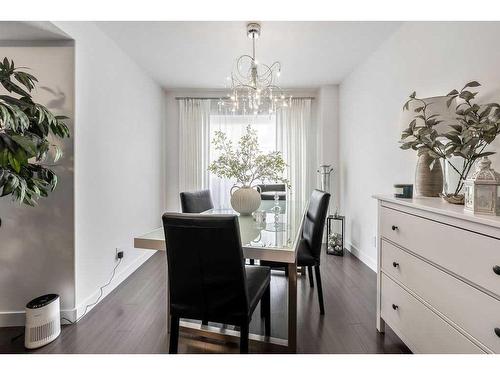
[462, 81, 481, 89]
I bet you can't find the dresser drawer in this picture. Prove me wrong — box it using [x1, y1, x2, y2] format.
[382, 240, 500, 353]
[380, 206, 500, 297]
[380, 273, 485, 353]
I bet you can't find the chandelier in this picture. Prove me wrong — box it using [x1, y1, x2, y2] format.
[220, 22, 291, 115]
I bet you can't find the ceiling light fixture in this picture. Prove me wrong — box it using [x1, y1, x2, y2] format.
[219, 22, 291, 115]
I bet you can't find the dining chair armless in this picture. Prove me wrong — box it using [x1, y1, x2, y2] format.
[297, 189, 330, 314]
[179, 189, 214, 213]
[162, 213, 271, 354]
[260, 189, 330, 314]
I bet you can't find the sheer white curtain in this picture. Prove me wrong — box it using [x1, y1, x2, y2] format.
[178, 99, 211, 193]
[209, 114, 276, 209]
[178, 97, 315, 210]
[277, 98, 316, 205]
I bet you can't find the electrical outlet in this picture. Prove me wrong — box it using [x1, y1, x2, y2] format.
[116, 248, 124, 260]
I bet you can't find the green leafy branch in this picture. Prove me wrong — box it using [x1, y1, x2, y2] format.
[0, 57, 70, 206]
[400, 81, 500, 196]
[208, 125, 290, 188]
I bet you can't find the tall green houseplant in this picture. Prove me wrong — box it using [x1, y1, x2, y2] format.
[0, 58, 70, 206]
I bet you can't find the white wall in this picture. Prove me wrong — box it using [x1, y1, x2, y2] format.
[339, 22, 500, 270]
[317, 85, 340, 212]
[0, 45, 75, 326]
[54, 22, 165, 316]
[163, 87, 336, 211]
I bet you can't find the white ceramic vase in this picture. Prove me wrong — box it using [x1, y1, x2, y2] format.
[230, 186, 261, 215]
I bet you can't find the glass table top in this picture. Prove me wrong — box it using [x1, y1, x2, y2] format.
[134, 200, 305, 255]
[203, 200, 304, 251]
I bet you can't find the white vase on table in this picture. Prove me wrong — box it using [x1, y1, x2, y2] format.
[230, 185, 261, 215]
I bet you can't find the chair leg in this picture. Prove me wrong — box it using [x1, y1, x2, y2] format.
[314, 266, 325, 315]
[249, 259, 255, 265]
[307, 266, 314, 288]
[263, 284, 271, 336]
[240, 320, 249, 353]
[201, 319, 208, 326]
[169, 316, 180, 354]
[260, 287, 267, 318]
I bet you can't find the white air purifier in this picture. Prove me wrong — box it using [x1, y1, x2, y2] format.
[25, 294, 61, 349]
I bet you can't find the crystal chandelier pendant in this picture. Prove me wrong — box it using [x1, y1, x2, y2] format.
[223, 22, 291, 115]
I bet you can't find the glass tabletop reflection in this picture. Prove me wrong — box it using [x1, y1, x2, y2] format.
[202, 200, 304, 251]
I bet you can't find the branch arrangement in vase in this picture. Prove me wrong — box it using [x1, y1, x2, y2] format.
[208, 124, 290, 188]
[400, 81, 500, 202]
[0, 58, 70, 205]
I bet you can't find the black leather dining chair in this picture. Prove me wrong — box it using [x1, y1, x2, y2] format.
[297, 189, 330, 315]
[162, 213, 271, 354]
[261, 189, 330, 315]
[180, 189, 214, 213]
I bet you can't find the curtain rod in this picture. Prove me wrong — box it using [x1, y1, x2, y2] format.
[175, 96, 316, 100]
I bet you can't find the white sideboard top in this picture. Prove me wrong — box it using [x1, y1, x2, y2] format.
[373, 195, 500, 231]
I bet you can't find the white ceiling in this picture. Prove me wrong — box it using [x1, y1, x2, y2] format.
[96, 21, 401, 89]
[0, 22, 71, 41]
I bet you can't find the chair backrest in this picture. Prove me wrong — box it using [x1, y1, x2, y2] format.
[258, 184, 286, 193]
[257, 184, 286, 201]
[180, 189, 214, 213]
[162, 213, 249, 323]
[302, 189, 331, 261]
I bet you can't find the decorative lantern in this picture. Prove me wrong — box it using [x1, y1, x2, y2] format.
[326, 214, 345, 256]
[464, 157, 500, 215]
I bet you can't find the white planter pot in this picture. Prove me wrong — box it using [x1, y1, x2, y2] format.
[230, 186, 261, 215]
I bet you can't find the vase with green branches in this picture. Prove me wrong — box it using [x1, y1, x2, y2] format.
[209, 125, 289, 214]
[400, 81, 500, 204]
[0, 57, 70, 206]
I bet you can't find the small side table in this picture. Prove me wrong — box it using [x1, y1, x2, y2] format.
[326, 214, 345, 256]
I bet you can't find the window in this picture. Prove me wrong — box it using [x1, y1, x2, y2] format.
[209, 114, 277, 209]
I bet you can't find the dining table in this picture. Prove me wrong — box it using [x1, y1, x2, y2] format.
[133, 199, 305, 353]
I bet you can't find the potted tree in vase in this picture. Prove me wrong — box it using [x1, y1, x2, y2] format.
[208, 125, 289, 215]
[400, 81, 500, 204]
[0, 58, 70, 206]
[400, 93, 449, 197]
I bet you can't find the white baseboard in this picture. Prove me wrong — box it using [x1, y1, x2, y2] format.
[74, 250, 156, 320]
[345, 242, 377, 272]
[0, 311, 24, 327]
[0, 308, 78, 328]
[0, 250, 156, 328]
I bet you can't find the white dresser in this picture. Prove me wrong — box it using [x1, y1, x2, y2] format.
[374, 195, 500, 354]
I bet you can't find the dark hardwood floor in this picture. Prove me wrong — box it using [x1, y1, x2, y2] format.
[0, 248, 410, 354]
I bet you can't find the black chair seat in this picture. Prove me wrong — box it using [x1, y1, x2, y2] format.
[296, 239, 318, 266]
[246, 265, 271, 312]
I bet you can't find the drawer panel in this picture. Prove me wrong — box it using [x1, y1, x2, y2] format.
[380, 206, 500, 297]
[382, 240, 500, 353]
[381, 273, 485, 354]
